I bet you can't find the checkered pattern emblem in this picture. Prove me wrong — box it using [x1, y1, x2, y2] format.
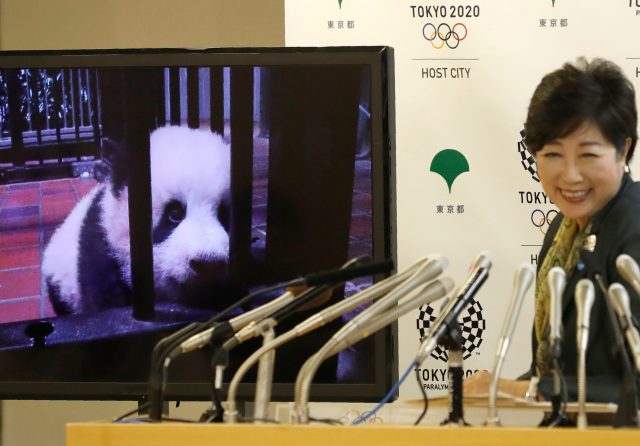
[416, 298, 486, 362]
[518, 129, 539, 183]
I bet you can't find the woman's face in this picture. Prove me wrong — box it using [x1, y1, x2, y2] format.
[535, 122, 630, 229]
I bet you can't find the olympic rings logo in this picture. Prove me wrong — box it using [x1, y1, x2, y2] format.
[531, 209, 558, 234]
[422, 22, 468, 49]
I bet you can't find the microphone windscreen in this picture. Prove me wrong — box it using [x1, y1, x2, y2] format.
[547, 266, 566, 342]
[502, 262, 535, 339]
[575, 278, 595, 349]
[303, 258, 394, 287]
[608, 283, 632, 323]
[471, 250, 492, 270]
[616, 254, 640, 295]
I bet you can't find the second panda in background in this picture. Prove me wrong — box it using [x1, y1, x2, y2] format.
[42, 126, 232, 315]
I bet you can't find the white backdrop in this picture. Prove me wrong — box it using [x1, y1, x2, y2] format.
[285, 0, 640, 399]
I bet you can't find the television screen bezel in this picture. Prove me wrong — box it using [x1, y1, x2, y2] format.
[0, 46, 397, 403]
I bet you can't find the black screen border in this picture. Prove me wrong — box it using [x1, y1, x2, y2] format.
[0, 46, 397, 403]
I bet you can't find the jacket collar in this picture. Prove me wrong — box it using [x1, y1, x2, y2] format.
[586, 173, 633, 236]
[569, 173, 634, 311]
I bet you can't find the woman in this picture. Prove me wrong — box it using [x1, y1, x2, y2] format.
[466, 57, 640, 402]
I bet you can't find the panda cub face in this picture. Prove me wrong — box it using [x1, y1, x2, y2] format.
[43, 126, 232, 315]
[148, 126, 231, 300]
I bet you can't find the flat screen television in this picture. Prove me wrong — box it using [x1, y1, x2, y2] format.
[0, 47, 396, 403]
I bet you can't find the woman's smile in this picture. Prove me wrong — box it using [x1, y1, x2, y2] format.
[558, 188, 590, 202]
[535, 122, 629, 229]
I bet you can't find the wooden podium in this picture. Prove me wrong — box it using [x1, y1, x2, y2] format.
[67, 422, 640, 446]
[67, 397, 640, 445]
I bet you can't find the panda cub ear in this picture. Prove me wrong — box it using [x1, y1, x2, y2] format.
[98, 137, 129, 198]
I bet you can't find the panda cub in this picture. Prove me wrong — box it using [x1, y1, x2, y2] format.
[42, 126, 231, 315]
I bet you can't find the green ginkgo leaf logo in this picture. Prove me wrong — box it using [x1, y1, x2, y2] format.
[338, 0, 343, 8]
[551, 0, 556, 6]
[430, 149, 470, 193]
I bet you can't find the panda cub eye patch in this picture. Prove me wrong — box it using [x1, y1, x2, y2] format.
[153, 199, 187, 245]
[166, 200, 186, 224]
[217, 200, 230, 232]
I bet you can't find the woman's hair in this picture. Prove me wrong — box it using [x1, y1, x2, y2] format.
[524, 57, 638, 162]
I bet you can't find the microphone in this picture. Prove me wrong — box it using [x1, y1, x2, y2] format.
[292, 258, 394, 287]
[268, 256, 449, 358]
[289, 257, 434, 339]
[149, 256, 388, 422]
[266, 259, 394, 323]
[287, 255, 448, 424]
[222, 256, 446, 423]
[617, 254, 640, 295]
[224, 260, 395, 350]
[576, 279, 595, 353]
[537, 266, 571, 428]
[547, 266, 566, 362]
[217, 291, 333, 423]
[177, 289, 300, 354]
[214, 256, 376, 422]
[327, 277, 454, 356]
[308, 255, 450, 371]
[414, 251, 492, 365]
[223, 256, 447, 423]
[575, 278, 595, 429]
[224, 287, 333, 348]
[292, 262, 452, 424]
[180, 258, 393, 354]
[485, 262, 535, 427]
[223, 263, 420, 420]
[608, 283, 640, 372]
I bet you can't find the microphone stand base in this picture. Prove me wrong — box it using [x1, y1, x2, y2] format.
[614, 367, 639, 428]
[483, 417, 502, 427]
[440, 418, 471, 427]
[538, 386, 575, 428]
[538, 413, 575, 428]
[199, 407, 223, 423]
